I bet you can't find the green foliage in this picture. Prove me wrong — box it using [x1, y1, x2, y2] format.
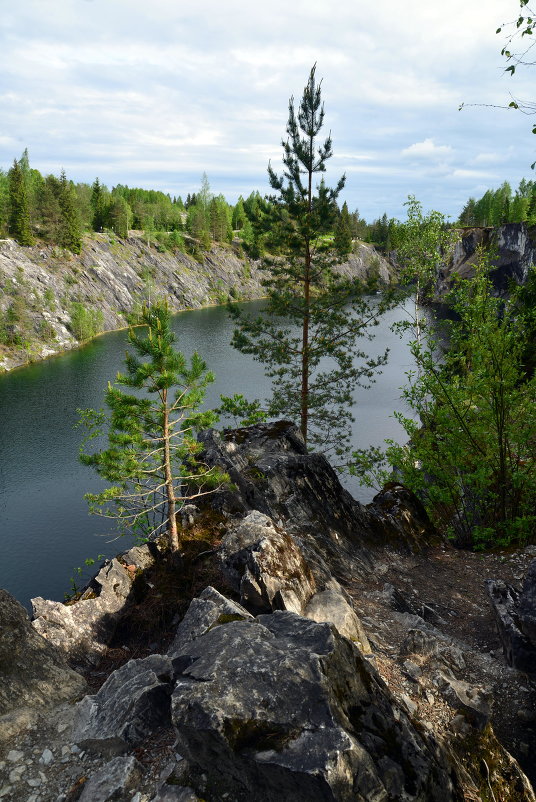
[8, 159, 33, 245]
[352, 256, 536, 550]
[78, 302, 228, 549]
[69, 302, 104, 341]
[217, 394, 267, 427]
[0, 170, 10, 235]
[231, 66, 391, 456]
[333, 201, 353, 257]
[58, 170, 82, 253]
[91, 178, 108, 231]
[459, 178, 536, 226]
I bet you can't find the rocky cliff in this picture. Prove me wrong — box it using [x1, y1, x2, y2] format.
[436, 222, 536, 300]
[0, 235, 391, 372]
[1, 422, 535, 802]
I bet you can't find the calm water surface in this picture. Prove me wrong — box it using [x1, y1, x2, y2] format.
[0, 300, 415, 608]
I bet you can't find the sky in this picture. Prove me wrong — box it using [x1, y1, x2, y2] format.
[1, 0, 535, 222]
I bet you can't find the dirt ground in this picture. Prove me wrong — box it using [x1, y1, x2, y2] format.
[343, 543, 536, 790]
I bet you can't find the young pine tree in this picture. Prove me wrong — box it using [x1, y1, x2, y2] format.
[79, 303, 227, 551]
[231, 65, 390, 456]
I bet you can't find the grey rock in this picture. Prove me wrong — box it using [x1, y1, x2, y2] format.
[437, 223, 536, 300]
[167, 586, 252, 659]
[486, 579, 536, 673]
[0, 590, 86, 738]
[519, 559, 536, 646]
[78, 755, 143, 802]
[32, 558, 134, 668]
[402, 659, 422, 680]
[151, 788, 200, 802]
[171, 609, 463, 801]
[438, 674, 492, 730]
[122, 542, 159, 571]
[400, 629, 440, 659]
[6, 750, 24, 763]
[303, 585, 371, 651]
[400, 629, 466, 672]
[39, 749, 54, 766]
[73, 654, 173, 757]
[219, 511, 317, 614]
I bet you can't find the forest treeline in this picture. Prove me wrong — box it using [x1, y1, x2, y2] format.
[458, 178, 536, 228]
[2, 150, 536, 258]
[0, 150, 368, 257]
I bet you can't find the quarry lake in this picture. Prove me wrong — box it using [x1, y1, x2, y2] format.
[0, 299, 417, 609]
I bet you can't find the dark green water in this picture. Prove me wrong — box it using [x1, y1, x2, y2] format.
[0, 301, 415, 609]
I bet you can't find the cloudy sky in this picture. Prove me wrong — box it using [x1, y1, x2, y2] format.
[1, 0, 534, 221]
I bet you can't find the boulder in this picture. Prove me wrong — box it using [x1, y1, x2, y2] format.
[438, 674, 492, 731]
[486, 579, 536, 673]
[31, 557, 135, 668]
[72, 654, 173, 757]
[78, 755, 144, 802]
[303, 584, 371, 651]
[167, 586, 253, 658]
[518, 559, 536, 647]
[171, 610, 464, 801]
[0, 589, 86, 741]
[219, 511, 316, 613]
[400, 629, 466, 672]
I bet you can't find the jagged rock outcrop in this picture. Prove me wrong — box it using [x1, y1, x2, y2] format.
[31, 543, 158, 669]
[1, 421, 532, 801]
[199, 423, 437, 576]
[0, 589, 86, 743]
[169, 611, 463, 802]
[436, 222, 536, 300]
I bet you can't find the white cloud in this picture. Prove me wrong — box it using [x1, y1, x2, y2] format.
[402, 139, 453, 159]
[474, 152, 504, 164]
[448, 168, 499, 180]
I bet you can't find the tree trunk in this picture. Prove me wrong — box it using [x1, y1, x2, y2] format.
[162, 390, 179, 551]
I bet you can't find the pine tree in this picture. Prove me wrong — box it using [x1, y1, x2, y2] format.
[37, 175, 62, 242]
[91, 178, 108, 231]
[232, 197, 247, 230]
[79, 303, 227, 551]
[333, 201, 353, 257]
[108, 195, 131, 238]
[8, 159, 33, 245]
[58, 170, 82, 253]
[231, 66, 390, 455]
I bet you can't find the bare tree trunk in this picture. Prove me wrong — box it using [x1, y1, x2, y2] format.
[162, 389, 179, 551]
[301, 248, 310, 443]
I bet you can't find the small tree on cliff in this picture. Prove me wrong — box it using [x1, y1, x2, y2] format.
[231, 65, 390, 456]
[79, 302, 227, 551]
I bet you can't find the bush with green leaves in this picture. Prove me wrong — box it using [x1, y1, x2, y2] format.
[69, 302, 104, 341]
[352, 256, 536, 550]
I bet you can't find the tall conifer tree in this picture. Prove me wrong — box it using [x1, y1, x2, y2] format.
[231, 66, 390, 456]
[334, 201, 353, 257]
[58, 170, 82, 253]
[8, 159, 33, 246]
